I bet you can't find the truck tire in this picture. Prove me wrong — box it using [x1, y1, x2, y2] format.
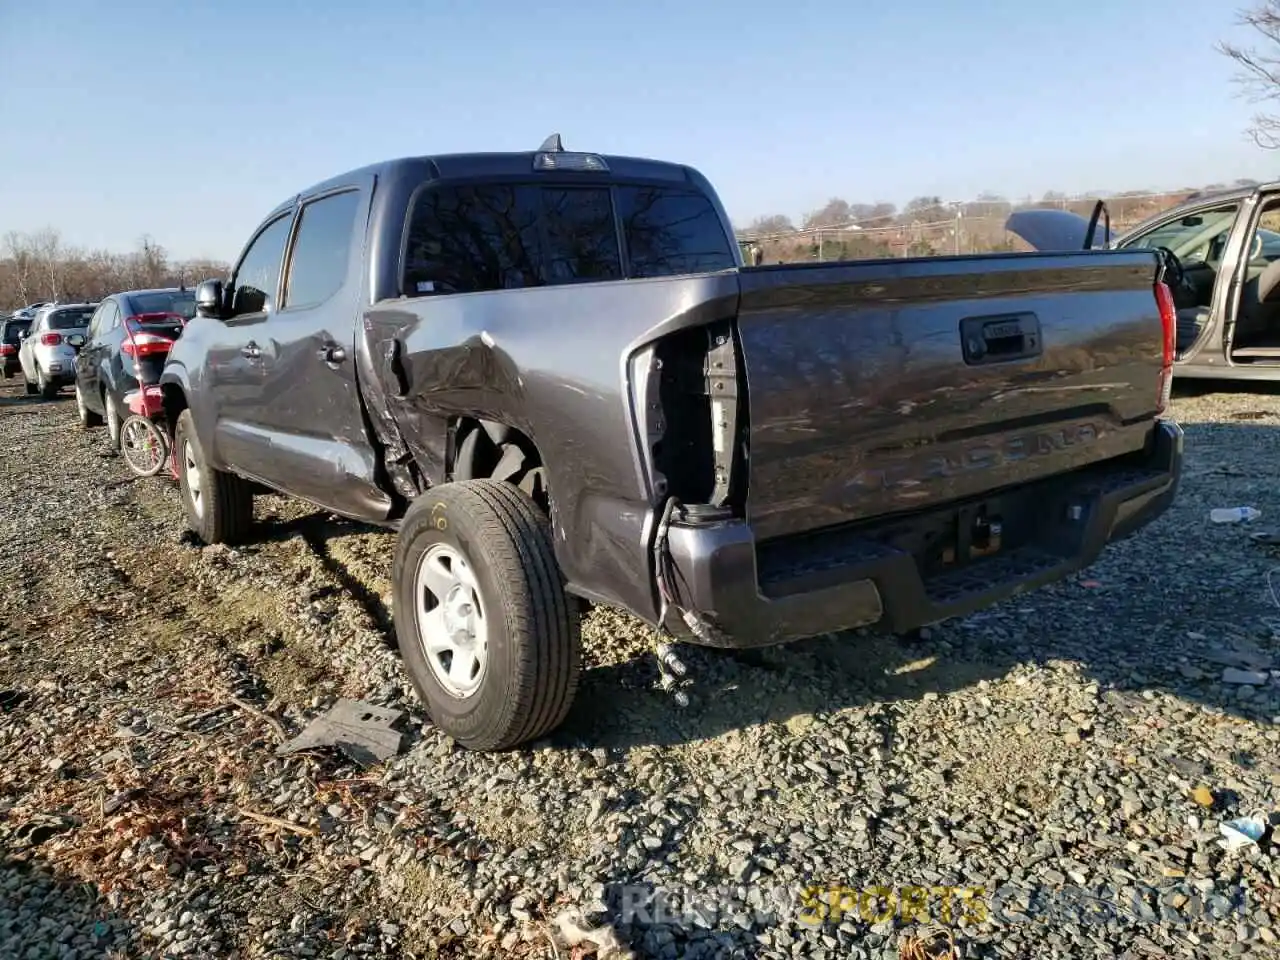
[392, 480, 581, 751]
[173, 409, 253, 544]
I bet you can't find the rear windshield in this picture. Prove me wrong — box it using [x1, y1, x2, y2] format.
[402, 182, 735, 296]
[128, 291, 196, 320]
[47, 307, 95, 330]
[2, 319, 31, 343]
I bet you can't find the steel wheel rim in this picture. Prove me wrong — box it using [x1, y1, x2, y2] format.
[183, 440, 204, 518]
[121, 418, 165, 476]
[414, 543, 489, 698]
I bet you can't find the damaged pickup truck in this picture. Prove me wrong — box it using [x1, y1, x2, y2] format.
[161, 136, 1183, 750]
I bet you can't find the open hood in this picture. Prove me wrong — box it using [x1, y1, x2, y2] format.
[1004, 208, 1118, 252]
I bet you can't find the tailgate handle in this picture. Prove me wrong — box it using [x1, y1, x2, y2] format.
[960, 313, 1041, 365]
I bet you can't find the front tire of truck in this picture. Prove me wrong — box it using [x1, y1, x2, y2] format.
[392, 480, 581, 751]
[174, 409, 254, 545]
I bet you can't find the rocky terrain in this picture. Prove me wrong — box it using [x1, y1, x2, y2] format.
[1, 376, 1278, 959]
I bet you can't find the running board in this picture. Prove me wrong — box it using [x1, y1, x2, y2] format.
[1231, 347, 1280, 360]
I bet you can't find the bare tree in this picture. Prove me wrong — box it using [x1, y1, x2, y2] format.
[0, 229, 230, 310]
[741, 214, 796, 236]
[2, 232, 34, 306]
[29, 228, 64, 302]
[802, 198, 853, 230]
[1219, 1, 1280, 147]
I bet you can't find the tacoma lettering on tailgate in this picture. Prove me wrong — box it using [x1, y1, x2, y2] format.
[847, 422, 1101, 494]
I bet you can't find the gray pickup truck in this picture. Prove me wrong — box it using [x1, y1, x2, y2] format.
[161, 136, 1183, 750]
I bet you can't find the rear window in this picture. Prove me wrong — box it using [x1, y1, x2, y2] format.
[616, 186, 736, 278]
[402, 182, 731, 297]
[3, 320, 31, 343]
[48, 308, 95, 330]
[128, 292, 197, 320]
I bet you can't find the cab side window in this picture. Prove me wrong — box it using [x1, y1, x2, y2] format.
[231, 214, 294, 317]
[282, 191, 362, 309]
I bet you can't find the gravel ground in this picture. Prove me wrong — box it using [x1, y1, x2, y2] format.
[1, 376, 1279, 959]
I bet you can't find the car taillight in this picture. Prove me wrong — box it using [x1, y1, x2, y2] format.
[39, 333, 62, 346]
[1154, 280, 1176, 415]
[122, 335, 174, 357]
[122, 314, 181, 357]
[0, 344, 13, 356]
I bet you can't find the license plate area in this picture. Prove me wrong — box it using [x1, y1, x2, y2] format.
[873, 495, 1040, 579]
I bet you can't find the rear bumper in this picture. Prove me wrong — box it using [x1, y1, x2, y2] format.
[35, 348, 77, 383]
[662, 419, 1183, 648]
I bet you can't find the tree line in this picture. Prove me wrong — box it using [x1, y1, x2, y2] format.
[0, 229, 229, 313]
[737, 180, 1265, 238]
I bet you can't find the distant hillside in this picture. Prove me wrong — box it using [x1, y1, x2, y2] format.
[735, 179, 1264, 262]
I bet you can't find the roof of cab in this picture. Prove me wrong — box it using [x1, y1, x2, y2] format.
[266, 149, 698, 220]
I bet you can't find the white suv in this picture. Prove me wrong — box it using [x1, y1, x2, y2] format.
[19, 303, 97, 398]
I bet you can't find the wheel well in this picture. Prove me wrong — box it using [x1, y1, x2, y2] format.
[448, 418, 548, 514]
[161, 385, 188, 435]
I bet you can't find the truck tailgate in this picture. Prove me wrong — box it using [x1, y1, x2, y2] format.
[736, 252, 1166, 542]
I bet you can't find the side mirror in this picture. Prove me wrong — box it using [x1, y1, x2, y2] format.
[18, 331, 28, 340]
[195, 279, 224, 319]
[66, 334, 85, 350]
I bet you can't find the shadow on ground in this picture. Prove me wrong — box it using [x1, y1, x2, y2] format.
[0, 850, 134, 957]
[0, 393, 66, 410]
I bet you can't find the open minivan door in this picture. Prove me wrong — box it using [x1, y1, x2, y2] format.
[1006, 200, 1116, 251]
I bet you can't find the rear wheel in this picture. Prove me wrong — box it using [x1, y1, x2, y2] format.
[392, 480, 581, 751]
[174, 409, 254, 544]
[104, 393, 121, 449]
[36, 366, 57, 400]
[75, 381, 102, 429]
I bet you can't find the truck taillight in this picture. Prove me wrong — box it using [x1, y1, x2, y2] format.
[1154, 281, 1175, 415]
[630, 321, 746, 519]
[39, 332, 62, 346]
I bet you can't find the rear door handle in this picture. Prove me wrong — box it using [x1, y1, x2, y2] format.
[241, 341, 261, 360]
[318, 344, 347, 364]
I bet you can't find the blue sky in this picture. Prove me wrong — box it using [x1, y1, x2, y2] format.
[0, 0, 1274, 260]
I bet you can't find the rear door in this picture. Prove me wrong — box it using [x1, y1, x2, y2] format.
[79, 300, 113, 411]
[734, 252, 1166, 541]
[205, 211, 295, 478]
[247, 184, 384, 516]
